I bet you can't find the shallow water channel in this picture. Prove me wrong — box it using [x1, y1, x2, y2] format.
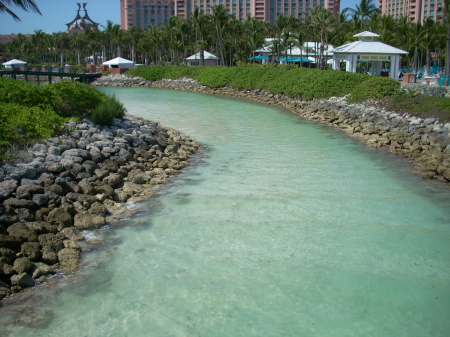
[2, 88, 450, 336]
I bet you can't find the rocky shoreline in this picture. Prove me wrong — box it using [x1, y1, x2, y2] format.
[0, 113, 201, 299]
[94, 74, 450, 183]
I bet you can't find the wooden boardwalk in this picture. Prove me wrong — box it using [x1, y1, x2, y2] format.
[0, 67, 101, 84]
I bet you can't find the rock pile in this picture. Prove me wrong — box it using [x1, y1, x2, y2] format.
[0, 115, 201, 299]
[92, 74, 152, 87]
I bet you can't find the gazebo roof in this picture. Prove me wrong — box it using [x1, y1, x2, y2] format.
[186, 51, 217, 60]
[66, 3, 99, 35]
[331, 31, 408, 55]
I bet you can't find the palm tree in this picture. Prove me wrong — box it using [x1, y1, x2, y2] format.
[438, 0, 450, 78]
[307, 7, 336, 70]
[0, 0, 41, 21]
[211, 5, 231, 66]
[126, 26, 142, 62]
[344, 0, 379, 30]
[191, 7, 210, 66]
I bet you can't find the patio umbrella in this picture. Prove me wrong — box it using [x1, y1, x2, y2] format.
[248, 55, 270, 60]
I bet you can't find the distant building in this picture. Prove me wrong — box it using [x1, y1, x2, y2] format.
[378, 0, 444, 23]
[0, 34, 31, 45]
[120, 0, 339, 30]
[66, 3, 100, 36]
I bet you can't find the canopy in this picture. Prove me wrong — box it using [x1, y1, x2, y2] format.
[278, 57, 312, 63]
[102, 57, 134, 69]
[248, 55, 270, 60]
[2, 58, 27, 67]
[186, 51, 217, 60]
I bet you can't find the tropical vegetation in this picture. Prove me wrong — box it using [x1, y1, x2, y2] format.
[0, 78, 126, 161]
[1, 0, 448, 72]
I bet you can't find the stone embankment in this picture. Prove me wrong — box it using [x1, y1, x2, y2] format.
[0, 114, 201, 299]
[93, 75, 450, 183]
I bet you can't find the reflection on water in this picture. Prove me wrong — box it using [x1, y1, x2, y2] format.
[1, 88, 450, 337]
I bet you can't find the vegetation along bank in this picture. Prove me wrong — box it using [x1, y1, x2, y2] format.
[0, 78, 201, 299]
[98, 66, 450, 183]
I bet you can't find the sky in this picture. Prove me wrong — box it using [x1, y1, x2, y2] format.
[0, 0, 364, 35]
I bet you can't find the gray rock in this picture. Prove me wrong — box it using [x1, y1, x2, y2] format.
[21, 178, 44, 186]
[0, 247, 16, 264]
[74, 213, 106, 230]
[33, 194, 49, 206]
[103, 173, 123, 186]
[47, 208, 73, 228]
[59, 227, 84, 241]
[0, 234, 23, 251]
[0, 179, 18, 200]
[41, 248, 57, 265]
[57, 248, 80, 272]
[7, 223, 38, 242]
[38, 234, 64, 253]
[31, 262, 55, 279]
[3, 198, 37, 209]
[11, 272, 34, 287]
[88, 202, 108, 216]
[21, 242, 42, 261]
[47, 146, 61, 156]
[16, 184, 45, 199]
[13, 257, 32, 273]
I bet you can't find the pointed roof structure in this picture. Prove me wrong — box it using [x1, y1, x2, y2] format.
[66, 3, 99, 36]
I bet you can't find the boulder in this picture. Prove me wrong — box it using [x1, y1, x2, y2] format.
[30, 262, 55, 279]
[21, 242, 42, 261]
[57, 248, 80, 272]
[0, 234, 23, 251]
[11, 272, 34, 287]
[38, 234, 64, 253]
[0, 261, 15, 276]
[103, 173, 123, 187]
[0, 247, 16, 264]
[41, 248, 57, 265]
[47, 208, 73, 228]
[74, 213, 106, 230]
[3, 198, 37, 209]
[7, 223, 38, 242]
[88, 202, 108, 217]
[16, 184, 45, 199]
[0, 179, 18, 200]
[57, 227, 85, 241]
[13, 257, 32, 273]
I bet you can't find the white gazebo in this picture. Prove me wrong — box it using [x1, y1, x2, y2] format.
[330, 32, 408, 80]
[186, 51, 218, 66]
[102, 57, 134, 69]
[2, 58, 27, 68]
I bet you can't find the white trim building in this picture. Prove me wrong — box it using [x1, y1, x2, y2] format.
[330, 31, 408, 80]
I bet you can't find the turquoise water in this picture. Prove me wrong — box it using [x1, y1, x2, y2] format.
[2, 88, 450, 336]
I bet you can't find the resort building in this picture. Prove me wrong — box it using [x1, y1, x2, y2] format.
[378, 0, 444, 23]
[66, 3, 100, 36]
[120, 0, 339, 30]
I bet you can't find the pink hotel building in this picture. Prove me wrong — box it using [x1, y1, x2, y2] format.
[378, 0, 444, 23]
[120, 0, 339, 29]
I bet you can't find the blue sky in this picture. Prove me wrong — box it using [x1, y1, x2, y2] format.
[0, 0, 364, 35]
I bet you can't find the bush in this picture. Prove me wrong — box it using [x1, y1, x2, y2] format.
[346, 77, 401, 103]
[0, 103, 64, 157]
[91, 95, 126, 126]
[47, 80, 107, 117]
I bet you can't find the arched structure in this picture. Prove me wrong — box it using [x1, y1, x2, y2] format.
[66, 3, 100, 36]
[330, 31, 408, 80]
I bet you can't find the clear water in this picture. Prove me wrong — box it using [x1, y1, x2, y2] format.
[2, 88, 450, 336]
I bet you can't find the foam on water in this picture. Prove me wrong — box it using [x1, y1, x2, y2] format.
[2, 88, 449, 337]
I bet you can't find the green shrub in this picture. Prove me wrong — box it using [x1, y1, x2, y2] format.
[102, 70, 112, 76]
[0, 103, 64, 147]
[0, 77, 52, 109]
[47, 80, 107, 117]
[346, 77, 400, 103]
[91, 95, 126, 126]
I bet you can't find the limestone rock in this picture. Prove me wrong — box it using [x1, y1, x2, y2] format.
[74, 213, 106, 230]
[57, 248, 80, 272]
[11, 272, 34, 287]
[13, 257, 32, 273]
